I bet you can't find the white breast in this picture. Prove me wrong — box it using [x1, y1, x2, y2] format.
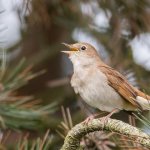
[71, 66, 135, 112]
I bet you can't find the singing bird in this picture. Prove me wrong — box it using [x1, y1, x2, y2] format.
[62, 42, 150, 119]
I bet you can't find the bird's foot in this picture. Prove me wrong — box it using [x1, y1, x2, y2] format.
[99, 116, 110, 129]
[82, 113, 100, 125]
[99, 108, 120, 128]
[82, 109, 119, 126]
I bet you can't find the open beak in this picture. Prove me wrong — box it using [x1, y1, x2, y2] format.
[61, 43, 78, 55]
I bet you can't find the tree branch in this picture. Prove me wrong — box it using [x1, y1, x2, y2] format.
[61, 118, 150, 150]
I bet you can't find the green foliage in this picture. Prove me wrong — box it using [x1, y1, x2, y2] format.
[0, 0, 150, 149]
[0, 59, 57, 130]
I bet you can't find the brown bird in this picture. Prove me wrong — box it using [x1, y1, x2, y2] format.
[62, 42, 150, 120]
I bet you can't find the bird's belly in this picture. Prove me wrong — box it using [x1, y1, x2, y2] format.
[79, 80, 125, 112]
[71, 70, 135, 112]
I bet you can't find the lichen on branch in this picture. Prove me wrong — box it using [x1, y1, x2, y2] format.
[61, 118, 150, 150]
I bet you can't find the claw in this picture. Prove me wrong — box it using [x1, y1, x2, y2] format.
[82, 113, 101, 125]
[83, 115, 95, 125]
[99, 108, 119, 128]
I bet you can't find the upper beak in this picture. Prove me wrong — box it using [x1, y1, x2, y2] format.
[61, 43, 78, 55]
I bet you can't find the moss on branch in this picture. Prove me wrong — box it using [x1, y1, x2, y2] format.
[61, 118, 150, 150]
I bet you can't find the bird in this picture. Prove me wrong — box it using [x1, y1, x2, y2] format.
[62, 42, 150, 122]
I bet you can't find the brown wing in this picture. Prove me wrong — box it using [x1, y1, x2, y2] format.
[99, 65, 143, 110]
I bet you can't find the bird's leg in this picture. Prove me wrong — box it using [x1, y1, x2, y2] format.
[82, 108, 119, 126]
[82, 112, 106, 125]
[100, 108, 120, 128]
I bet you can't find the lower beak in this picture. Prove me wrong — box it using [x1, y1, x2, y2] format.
[61, 51, 75, 55]
[61, 43, 78, 55]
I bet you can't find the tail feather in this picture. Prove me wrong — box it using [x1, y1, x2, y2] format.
[136, 96, 150, 110]
[136, 88, 150, 100]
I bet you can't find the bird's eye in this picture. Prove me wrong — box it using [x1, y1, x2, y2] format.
[81, 46, 86, 51]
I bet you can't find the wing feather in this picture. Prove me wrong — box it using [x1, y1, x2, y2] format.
[99, 65, 143, 110]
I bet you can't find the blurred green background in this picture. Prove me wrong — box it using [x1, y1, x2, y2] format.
[0, 0, 150, 149]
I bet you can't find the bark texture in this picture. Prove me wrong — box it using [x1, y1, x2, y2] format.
[61, 118, 150, 150]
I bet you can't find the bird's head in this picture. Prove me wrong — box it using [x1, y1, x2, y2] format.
[62, 42, 101, 67]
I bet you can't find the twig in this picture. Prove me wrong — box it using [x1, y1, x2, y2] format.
[48, 77, 69, 88]
[60, 118, 150, 150]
